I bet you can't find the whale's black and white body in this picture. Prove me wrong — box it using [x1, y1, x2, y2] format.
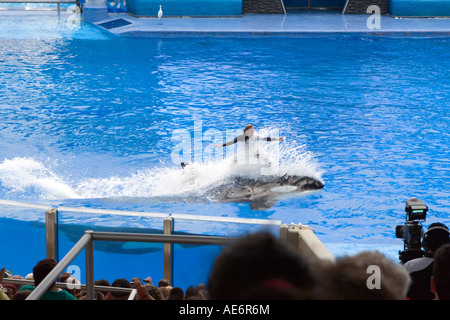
[181, 162, 324, 210]
[205, 174, 324, 210]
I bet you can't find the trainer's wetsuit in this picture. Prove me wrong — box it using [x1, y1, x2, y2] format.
[221, 134, 275, 147]
[221, 134, 276, 165]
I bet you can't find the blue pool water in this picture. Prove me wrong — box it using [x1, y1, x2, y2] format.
[1, 14, 449, 287]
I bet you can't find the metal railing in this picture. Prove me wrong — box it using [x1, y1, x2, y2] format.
[0, 0, 80, 13]
[0, 199, 282, 271]
[0, 199, 282, 296]
[0, 199, 333, 300]
[24, 224, 333, 300]
[26, 230, 236, 300]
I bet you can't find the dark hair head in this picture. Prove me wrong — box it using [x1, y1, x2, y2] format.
[145, 285, 164, 300]
[433, 244, 450, 299]
[158, 278, 170, 287]
[94, 279, 111, 287]
[208, 232, 317, 300]
[423, 223, 450, 252]
[33, 258, 57, 287]
[185, 285, 199, 300]
[167, 287, 184, 300]
[59, 272, 71, 283]
[110, 278, 131, 298]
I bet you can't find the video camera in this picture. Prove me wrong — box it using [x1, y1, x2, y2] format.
[395, 197, 428, 264]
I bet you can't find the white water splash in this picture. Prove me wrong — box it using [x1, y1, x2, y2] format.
[0, 135, 323, 200]
[0, 157, 80, 200]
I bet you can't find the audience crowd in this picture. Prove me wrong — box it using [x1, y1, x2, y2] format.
[1, 229, 449, 300]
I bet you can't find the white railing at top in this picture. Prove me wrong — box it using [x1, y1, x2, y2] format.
[0, 0, 80, 13]
[0, 199, 283, 226]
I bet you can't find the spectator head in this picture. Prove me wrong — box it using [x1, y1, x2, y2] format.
[94, 279, 110, 286]
[317, 251, 409, 300]
[343, 250, 411, 299]
[94, 279, 111, 295]
[33, 258, 57, 287]
[59, 272, 71, 283]
[158, 278, 170, 287]
[423, 223, 450, 254]
[107, 278, 132, 300]
[10, 275, 24, 291]
[167, 287, 184, 300]
[146, 285, 164, 300]
[196, 283, 208, 299]
[431, 244, 450, 300]
[207, 232, 318, 300]
[185, 285, 200, 300]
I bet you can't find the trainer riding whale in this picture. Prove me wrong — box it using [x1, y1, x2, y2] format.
[182, 124, 324, 210]
[213, 124, 283, 168]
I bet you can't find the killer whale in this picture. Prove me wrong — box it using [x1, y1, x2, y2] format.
[206, 174, 324, 210]
[181, 163, 324, 210]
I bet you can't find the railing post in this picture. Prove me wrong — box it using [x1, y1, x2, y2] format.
[85, 230, 95, 300]
[46, 208, 58, 261]
[163, 217, 174, 285]
[282, 224, 335, 262]
[27, 232, 93, 300]
[279, 223, 288, 241]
